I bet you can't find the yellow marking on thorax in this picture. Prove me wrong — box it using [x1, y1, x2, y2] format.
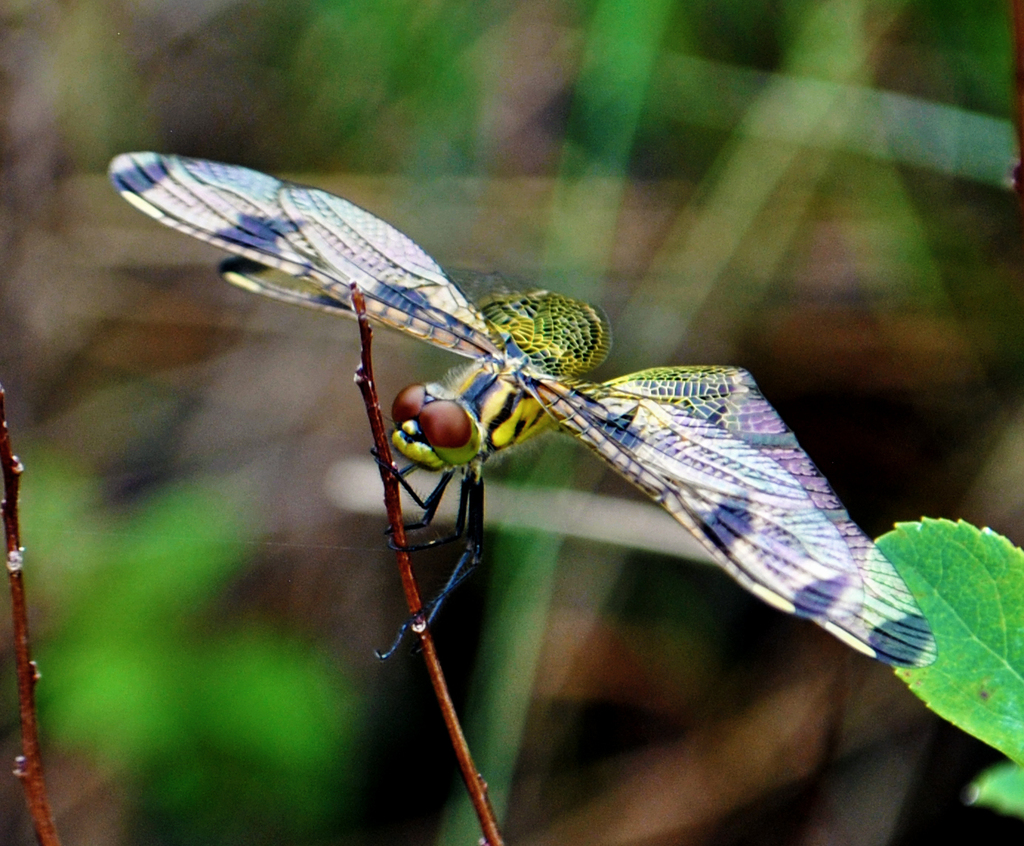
[486, 389, 551, 452]
[449, 366, 553, 455]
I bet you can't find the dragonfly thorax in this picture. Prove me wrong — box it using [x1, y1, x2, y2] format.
[391, 363, 553, 471]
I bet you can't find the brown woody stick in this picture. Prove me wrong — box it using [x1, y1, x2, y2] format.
[348, 288, 504, 846]
[0, 385, 62, 846]
[1012, 0, 1024, 224]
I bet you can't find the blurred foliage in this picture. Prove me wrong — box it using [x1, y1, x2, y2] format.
[3, 0, 1024, 843]
[18, 449, 363, 844]
[52, 0, 1015, 177]
[287, 0, 500, 172]
[969, 759, 1024, 821]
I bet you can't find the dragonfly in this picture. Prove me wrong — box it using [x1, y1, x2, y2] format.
[108, 152, 936, 667]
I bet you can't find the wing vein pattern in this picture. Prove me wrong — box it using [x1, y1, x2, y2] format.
[110, 152, 936, 668]
[109, 152, 503, 360]
[532, 366, 935, 666]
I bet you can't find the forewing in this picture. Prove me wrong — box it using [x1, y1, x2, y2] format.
[534, 366, 935, 667]
[109, 152, 503, 360]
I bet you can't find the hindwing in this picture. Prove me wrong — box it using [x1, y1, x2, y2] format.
[533, 366, 936, 667]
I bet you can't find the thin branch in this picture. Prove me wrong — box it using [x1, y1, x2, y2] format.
[1012, 0, 1024, 225]
[348, 289, 504, 846]
[0, 384, 62, 846]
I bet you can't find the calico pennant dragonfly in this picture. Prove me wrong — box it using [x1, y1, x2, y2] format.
[108, 152, 936, 667]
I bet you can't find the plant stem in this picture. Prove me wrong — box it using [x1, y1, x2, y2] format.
[0, 385, 62, 846]
[1011, 0, 1024, 225]
[348, 289, 504, 846]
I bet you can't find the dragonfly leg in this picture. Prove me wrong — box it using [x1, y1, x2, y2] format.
[376, 475, 485, 660]
[375, 616, 419, 660]
[399, 469, 457, 531]
[371, 449, 458, 532]
[424, 475, 484, 626]
[388, 470, 471, 552]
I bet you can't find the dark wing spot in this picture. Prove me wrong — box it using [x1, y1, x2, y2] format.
[791, 577, 851, 618]
[700, 502, 754, 555]
[111, 156, 165, 191]
[216, 213, 299, 250]
[868, 614, 934, 667]
[595, 406, 640, 449]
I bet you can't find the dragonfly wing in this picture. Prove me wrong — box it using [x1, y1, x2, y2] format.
[477, 290, 611, 378]
[534, 366, 935, 667]
[109, 152, 504, 359]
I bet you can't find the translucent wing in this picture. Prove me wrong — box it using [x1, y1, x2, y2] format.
[108, 152, 504, 360]
[534, 366, 936, 667]
[478, 290, 611, 378]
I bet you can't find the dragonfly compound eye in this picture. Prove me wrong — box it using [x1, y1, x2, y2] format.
[419, 400, 473, 449]
[392, 384, 426, 423]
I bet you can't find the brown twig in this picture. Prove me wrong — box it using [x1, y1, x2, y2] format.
[0, 385, 62, 846]
[348, 289, 504, 846]
[1012, 0, 1024, 224]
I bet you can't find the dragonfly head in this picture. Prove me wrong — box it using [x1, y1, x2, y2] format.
[391, 383, 481, 470]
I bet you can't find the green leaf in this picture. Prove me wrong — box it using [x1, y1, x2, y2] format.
[878, 519, 1024, 765]
[967, 760, 1024, 820]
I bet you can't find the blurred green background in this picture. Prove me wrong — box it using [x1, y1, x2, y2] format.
[2, 0, 1023, 843]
